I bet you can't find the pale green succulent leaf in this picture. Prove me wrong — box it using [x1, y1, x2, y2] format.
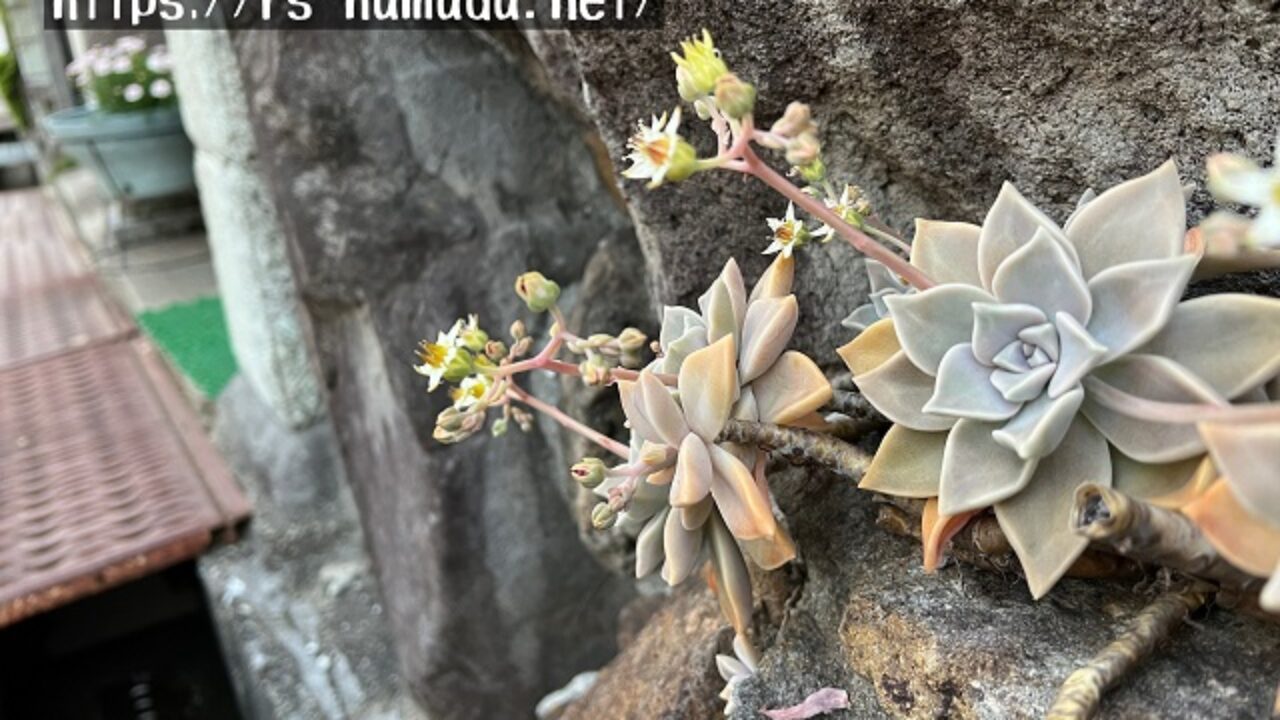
[1081, 355, 1223, 462]
[995, 416, 1111, 599]
[991, 364, 1055, 403]
[739, 295, 799, 383]
[709, 443, 777, 541]
[910, 219, 983, 287]
[857, 350, 958, 432]
[884, 284, 993, 375]
[841, 303, 883, 333]
[705, 279, 739, 344]
[681, 496, 714, 530]
[1018, 322, 1060, 360]
[992, 228, 1092, 324]
[741, 525, 796, 570]
[972, 302, 1047, 365]
[1110, 449, 1207, 506]
[661, 506, 705, 585]
[1065, 159, 1186, 280]
[860, 424, 946, 498]
[639, 370, 689, 447]
[660, 305, 705, 351]
[977, 181, 1072, 289]
[678, 335, 738, 441]
[752, 351, 832, 425]
[1085, 253, 1198, 362]
[925, 344, 1022, 421]
[993, 386, 1085, 460]
[1140, 294, 1280, 400]
[1049, 312, 1108, 398]
[635, 508, 667, 579]
[670, 434, 713, 508]
[708, 512, 753, 635]
[938, 418, 1038, 515]
[1200, 420, 1280, 527]
[616, 380, 663, 445]
[748, 253, 794, 303]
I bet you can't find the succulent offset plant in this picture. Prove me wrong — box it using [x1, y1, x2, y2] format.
[841, 161, 1280, 597]
[595, 254, 830, 636]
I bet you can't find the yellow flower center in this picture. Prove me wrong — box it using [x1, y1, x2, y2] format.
[775, 223, 795, 245]
[417, 342, 447, 369]
[640, 136, 672, 166]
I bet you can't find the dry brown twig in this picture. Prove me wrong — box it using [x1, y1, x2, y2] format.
[718, 419, 872, 481]
[1046, 585, 1210, 720]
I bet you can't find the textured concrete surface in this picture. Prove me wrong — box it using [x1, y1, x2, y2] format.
[167, 26, 327, 431]
[227, 28, 640, 719]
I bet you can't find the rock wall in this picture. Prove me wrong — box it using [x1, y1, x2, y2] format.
[524, 1, 1280, 717]
[226, 28, 640, 719]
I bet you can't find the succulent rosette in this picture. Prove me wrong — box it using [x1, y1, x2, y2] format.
[597, 254, 830, 633]
[839, 161, 1280, 597]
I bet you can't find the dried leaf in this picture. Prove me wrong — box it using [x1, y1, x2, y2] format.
[761, 688, 851, 719]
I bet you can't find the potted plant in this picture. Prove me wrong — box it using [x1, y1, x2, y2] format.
[42, 37, 193, 202]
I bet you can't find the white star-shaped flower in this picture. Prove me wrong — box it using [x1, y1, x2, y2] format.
[622, 109, 694, 189]
[414, 320, 463, 391]
[764, 202, 810, 258]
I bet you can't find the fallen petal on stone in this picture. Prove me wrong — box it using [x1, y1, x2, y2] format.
[1085, 253, 1198, 361]
[993, 386, 1085, 460]
[1140, 294, 1280, 399]
[885, 284, 992, 375]
[753, 351, 833, 425]
[860, 424, 947, 498]
[992, 227, 1092, 324]
[761, 688, 851, 720]
[739, 295, 799, 383]
[925, 344, 1022, 422]
[679, 335, 738, 441]
[911, 219, 983, 287]
[1066, 159, 1187, 280]
[995, 416, 1111, 599]
[972, 302, 1047, 365]
[938, 419, 1038, 515]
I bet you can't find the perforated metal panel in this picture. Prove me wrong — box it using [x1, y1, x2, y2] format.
[0, 189, 249, 626]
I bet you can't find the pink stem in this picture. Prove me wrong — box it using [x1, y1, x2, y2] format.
[1083, 377, 1280, 424]
[739, 144, 936, 290]
[508, 385, 631, 459]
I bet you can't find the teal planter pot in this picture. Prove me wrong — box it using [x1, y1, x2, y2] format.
[42, 105, 195, 201]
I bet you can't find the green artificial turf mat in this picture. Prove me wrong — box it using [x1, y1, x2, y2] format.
[136, 296, 238, 398]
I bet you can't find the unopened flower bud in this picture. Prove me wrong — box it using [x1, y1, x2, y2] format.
[459, 327, 488, 353]
[785, 132, 822, 167]
[670, 30, 729, 100]
[587, 333, 614, 350]
[580, 355, 612, 387]
[514, 271, 561, 313]
[714, 73, 756, 120]
[491, 417, 509, 437]
[441, 349, 475, 383]
[510, 320, 527, 340]
[675, 65, 700, 103]
[616, 327, 648, 353]
[436, 407, 465, 432]
[571, 457, 608, 489]
[484, 340, 508, 361]
[771, 102, 815, 139]
[591, 502, 618, 530]
[798, 157, 827, 184]
[639, 441, 672, 467]
[511, 336, 534, 358]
